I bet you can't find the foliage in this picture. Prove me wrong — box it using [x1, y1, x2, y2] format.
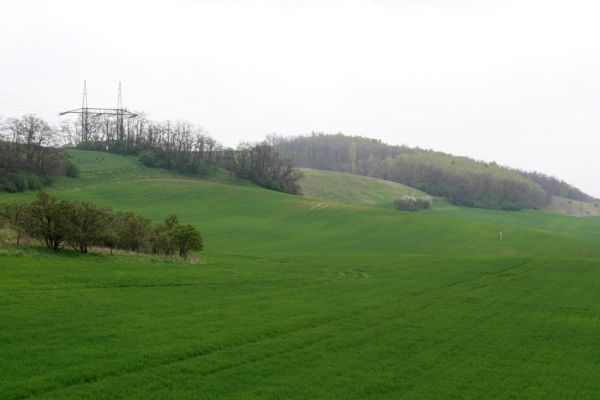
[0, 201, 29, 246]
[64, 201, 110, 253]
[168, 224, 203, 259]
[2, 151, 600, 398]
[389, 152, 550, 210]
[270, 132, 412, 175]
[63, 159, 80, 178]
[0, 115, 67, 192]
[270, 133, 582, 210]
[4, 113, 303, 196]
[299, 168, 428, 207]
[231, 142, 303, 194]
[2, 191, 203, 257]
[0, 170, 44, 192]
[65, 115, 302, 193]
[71, 117, 222, 176]
[25, 191, 71, 251]
[393, 196, 431, 211]
[113, 211, 152, 254]
[520, 170, 598, 202]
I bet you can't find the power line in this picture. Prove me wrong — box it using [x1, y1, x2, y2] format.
[0, 91, 64, 110]
[59, 81, 137, 141]
[0, 99, 59, 113]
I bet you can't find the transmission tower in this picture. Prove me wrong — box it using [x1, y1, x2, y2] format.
[60, 81, 137, 143]
[117, 82, 125, 141]
[82, 80, 89, 141]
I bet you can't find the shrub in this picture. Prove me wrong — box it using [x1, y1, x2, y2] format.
[64, 160, 80, 178]
[3, 193, 204, 259]
[393, 196, 432, 212]
[139, 149, 158, 167]
[0, 171, 44, 193]
[168, 224, 203, 260]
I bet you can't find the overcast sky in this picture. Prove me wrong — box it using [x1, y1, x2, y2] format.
[1, 0, 598, 196]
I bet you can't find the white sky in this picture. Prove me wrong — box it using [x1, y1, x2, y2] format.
[1, 0, 598, 196]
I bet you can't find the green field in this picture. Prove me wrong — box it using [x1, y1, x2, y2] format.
[299, 168, 428, 208]
[2, 150, 600, 399]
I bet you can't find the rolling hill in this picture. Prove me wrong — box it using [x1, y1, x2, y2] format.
[274, 133, 597, 210]
[298, 168, 429, 208]
[2, 150, 600, 399]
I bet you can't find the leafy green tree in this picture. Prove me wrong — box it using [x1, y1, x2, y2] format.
[164, 214, 180, 230]
[168, 224, 203, 260]
[64, 160, 80, 178]
[149, 214, 180, 255]
[115, 212, 152, 254]
[0, 202, 29, 246]
[64, 202, 110, 253]
[26, 192, 70, 251]
[149, 225, 173, 255]
[100, 213, 119, 254]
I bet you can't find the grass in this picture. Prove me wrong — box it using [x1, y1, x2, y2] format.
[299, 168, 428, 208]
[544, 196, 600, 217]
[2, 150, 600, 399]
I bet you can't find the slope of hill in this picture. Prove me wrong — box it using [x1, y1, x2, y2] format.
[521, 171, 598, 203]
[545, 196, 600, 217]
[273, 133, 595, 210]
[65, 150, 253, 188]
[299, 168, 429, 208]
[2, 150, 600, 399]
[390, 151, 548, 210]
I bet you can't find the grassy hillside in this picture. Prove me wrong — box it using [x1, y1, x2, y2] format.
[545, 196, 600, 217]
[2, 150, 600, 399]
[299, 168, 428, 208]
[274, 133, 596, 210]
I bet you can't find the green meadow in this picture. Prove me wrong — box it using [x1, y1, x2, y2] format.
[2, 150, 600, 399]
[298, 168, 428, 208]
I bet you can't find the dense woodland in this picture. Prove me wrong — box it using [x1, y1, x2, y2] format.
[0, 192, 203, 259]
[520, 171, 596, 203]
[270, 133, 413, 176]
[389, 153, 549, 209]
[273, 133, 596, 210]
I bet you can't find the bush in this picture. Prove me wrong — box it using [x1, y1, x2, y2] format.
[393, 196, 431, 212]
[3, 192, 204, 258]
[168, 224, 203, 260]
[64, 160, 80, 178]
[0, 171, 44, 193]
[139, 149, 158, 167]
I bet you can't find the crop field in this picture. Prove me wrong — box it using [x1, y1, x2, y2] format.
[2, 151, 600, 399]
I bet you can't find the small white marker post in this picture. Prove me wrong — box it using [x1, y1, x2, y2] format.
[499, 231, 503, 241]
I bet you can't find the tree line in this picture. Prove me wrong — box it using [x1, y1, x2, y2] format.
[269, 132, 413, 176]
[224, 142, 302, 194]
[1, 113, 302, 195]
[0, 115, 77, 192]
[272, 133, 595, 210]
[519, 171, 597, 203]
[62, 113, 302, 193]
[388, 153, 549, 210]
[0, 192, 203, 259]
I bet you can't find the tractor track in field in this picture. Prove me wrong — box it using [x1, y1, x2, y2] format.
[14, 258, 535, 400]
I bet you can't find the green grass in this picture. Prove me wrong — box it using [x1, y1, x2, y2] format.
[299, 168, 428, 208]
[2, 150, 600, 399]
[544, 196, 600, 217]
